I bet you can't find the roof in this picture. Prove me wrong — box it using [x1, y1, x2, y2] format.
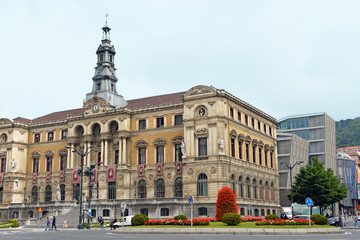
[12, 91, 185, 126]
[278, 112, 326, 123]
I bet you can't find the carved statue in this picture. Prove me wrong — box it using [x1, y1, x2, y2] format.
[180, 141, 186, 158]
[92, 184, 98, 199]
[218, 138, 225, 154]
[11, 159, 16, 171]
[56, 185, 61, 201]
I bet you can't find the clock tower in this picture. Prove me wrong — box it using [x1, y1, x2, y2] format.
[85, 20, 127, 109]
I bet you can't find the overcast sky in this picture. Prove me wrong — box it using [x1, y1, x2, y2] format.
[1, 0, 359, 122]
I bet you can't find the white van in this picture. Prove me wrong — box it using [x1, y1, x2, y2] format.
[113, 215, 134, 228]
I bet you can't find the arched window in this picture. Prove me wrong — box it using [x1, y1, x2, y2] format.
[238, 176, 243, 198]
[231, 174, 236, 196]
[155, 178, 165, 198]
[1, 133, 7, 142]
[265, 181, 269, 200]
[60, 184, 66, 201]
[103, 209, 110, 217]
[109, 121, 119, 134]
[174, 177, 183, 198]
[92, 123, 101, 136]
[253, 179, 257, 199]
[31, 186, 38, 203]
[28, 211, 34, 218]
[197, 173, 208, 196]
[271, 182, 275, 201]
[245, 178, 250, 198]
[138, 180, 146, 199]
[261, 209, 265, 216]
[259, 180, 263, 199]
[75, 125, 84, 137]
[45, 185, 52, 202]
[0, 187, 3, 204]
[254, 209, 259, 217]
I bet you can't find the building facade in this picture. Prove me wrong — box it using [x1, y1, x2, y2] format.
[277, 131, 309, 207]
[277, 113, 336, 171]
[0, 24, 280, 222]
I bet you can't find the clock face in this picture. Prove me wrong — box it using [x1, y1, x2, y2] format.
[93, 104, 99, 112]
[199, 108, 206, 116]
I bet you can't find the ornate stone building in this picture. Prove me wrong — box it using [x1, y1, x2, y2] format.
[0, 23, 280, 222]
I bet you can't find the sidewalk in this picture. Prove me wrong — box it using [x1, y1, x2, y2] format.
[111, 227, 345, 235]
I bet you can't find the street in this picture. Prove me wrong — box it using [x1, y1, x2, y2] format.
[0, 228, 359, 240]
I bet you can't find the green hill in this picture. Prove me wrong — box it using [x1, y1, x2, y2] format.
[336, 117, 360, 148]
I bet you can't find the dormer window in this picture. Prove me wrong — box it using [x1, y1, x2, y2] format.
[100, 54, 104, 62]
[34, 134, 40, 143]
[110, 54, 113, 62]
[97, 81, 101, 91]
[48, 132, 54, 141]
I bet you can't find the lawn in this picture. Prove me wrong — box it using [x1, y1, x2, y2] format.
[133, 221, 335, 229]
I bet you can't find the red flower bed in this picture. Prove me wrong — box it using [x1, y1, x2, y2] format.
[144, 217, 211, 226]
[255, 219, 314, 226]
[241, 217, 263, 222]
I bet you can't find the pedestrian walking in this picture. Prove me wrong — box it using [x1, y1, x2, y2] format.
[100, 216, 104, 229]
[45, 217, 50, 231]
[341, 215, 346, 227]
[52, 216, 57, 230]
[354, 214, 359, 227]
[63, 219, 68, 229]
[335, 215, 339, 227]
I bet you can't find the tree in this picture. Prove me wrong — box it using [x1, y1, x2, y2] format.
[290, 158, 347, 215]
[215, 187, 238, 220]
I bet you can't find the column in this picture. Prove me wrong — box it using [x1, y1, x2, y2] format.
[104, 139, 108, 166]
[66, 145, 70, 169]
[122, 137, 126, 165]
[85, 141, 90, 167]
[118, 138, 122, 165]
[70, 143, 74, 169]
[101, 140, 104, 166]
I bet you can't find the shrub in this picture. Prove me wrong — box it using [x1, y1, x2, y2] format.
[131, 214, 149, 226]
[174, 214, 187, 220]
[215, 187, 238, 221]
[265, 214, 279, 220]
[311, 214, 328, 225]
[222, 213, 241, 226]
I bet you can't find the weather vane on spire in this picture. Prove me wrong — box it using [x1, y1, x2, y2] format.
[105, 9, 109, 24]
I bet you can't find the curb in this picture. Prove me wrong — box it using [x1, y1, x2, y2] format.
[110, 227, 345, 235]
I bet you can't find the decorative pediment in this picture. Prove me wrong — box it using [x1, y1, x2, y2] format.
[153, 138, 166, 146]
[258, 141, 264, 148]
[0, 151, 6, 157]
[230, 130, 237, 139]
[135, 140, 148, 148]
[252, 139, 258, 146]
[171, 136, 184, 144]
[31, 151, 41, 158]
[270, 146, 275, 152]
[184, 85, 216, 100]
[245, 135, 252, 143]
[238, 134, 245, 142]
[264, 144, 270, 150]
[0, 118, 12, 125]
[58, 149, 68, 155]
[45, 150, 54, 157]
[195, 128, 208, 137]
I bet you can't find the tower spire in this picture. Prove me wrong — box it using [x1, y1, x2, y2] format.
[102, 10, 111, 40]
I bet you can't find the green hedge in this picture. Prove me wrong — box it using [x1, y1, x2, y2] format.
[222, 213, 242, 226]
[131, 214, 149, 226]
[265, 214, 279, 220]
[310, 214, 328, 225]
[174, 215, 187, 220]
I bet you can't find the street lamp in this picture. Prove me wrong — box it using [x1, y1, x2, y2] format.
[279, 160, 304, 218]
[65, 145, 99, 229]
[84, 162, 102, 229]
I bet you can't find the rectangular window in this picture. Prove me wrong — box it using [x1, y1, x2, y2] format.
[60, 155, 67, 171]
[246, 143, 249, 161]
[251, 118, 255, 128]
[115, 150, 119, 165]
[269, 127, 272, 136]
[175, 115, 183, 126]
[48, 132, 54, 141]
[160, 208, 169, 216]
[258, 122, 261, 131]
[198, 207, 208, 216]
[263, 124, 267, 134]
[270, 152, 274, 168]
[239, 142, 243, 159]
[245, 115, 248, 126]
[230, 108, 234, 118]
[252, 146, 256, 163]
[46, 157, 52, 172]
[238, 111, 241, 122]
[97, 81, 101, 91]
[198, 138, 207, 156]
[139, 147, 146, 164]
[139, 119, 146, 130]
[0, 158, 6, 173]
[156, 146, 164, 163]
[175, 144, 183, 162]
[140, 208, 148, 216]
[265, 150, 268, 166]
[61, 130, 68, 139]
[34, 134, 40, 143]
[156, 117, 164, 128]
[97, 152, 101, 165]
[231, 139, 235, 157]
[259, 149, 262, 165]
[108, 182, 116, 200]
[33, 158, 39, 173]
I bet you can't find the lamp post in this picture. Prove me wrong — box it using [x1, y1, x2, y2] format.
[66, 145, 99, 229]
[279, 160, 304, 218]
[84, 162, 102, 229]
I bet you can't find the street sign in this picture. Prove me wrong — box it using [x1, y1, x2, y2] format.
[38, 207, 42, 213]
[88, 209, 92, 216]
[188, 195, 193, 204]
[305, 197, 313, 207]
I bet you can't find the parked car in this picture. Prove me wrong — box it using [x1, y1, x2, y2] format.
[113, 215, 134, 228]
[292, 215, 310, 220]
[328, 217, 337, 226]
